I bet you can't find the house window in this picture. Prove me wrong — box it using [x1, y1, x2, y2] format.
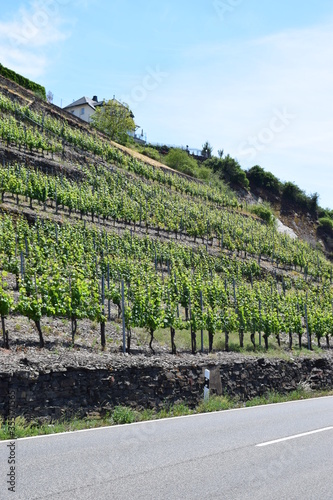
[80, 107, 85, 115]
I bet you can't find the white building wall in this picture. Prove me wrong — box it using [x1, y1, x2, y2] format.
[66, 104, 96, 123]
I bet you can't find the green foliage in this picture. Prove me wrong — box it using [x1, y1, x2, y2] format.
[201, 141, 213, 159]
[91, 99, 135, 144]
[250, 204, 275, 225]
[145, 143, 170, 156]
[3, 390, 333, 439]
[318, 208, 333, 220]
[0, 90, 237, 209]
[17, 285, 45, 323]
[318, 217, 333, 234]
[244, 389, 315, 407]
[282, 182, 318, 215]
[197, 396, 233, 413]
[111, 406, 137, 424]
[0, 274, 13, 317]
[1, 87, 333, 357]
[0, 63, 46, 100]
[204, 155, 249, 190]
[139, 147, 161, 161]
[246, 165, 281, 195]
[246, 166, 319, 217]
[67, 272, 100, 322]
[196, 166, 211, 180]
[165, 148, 199, 176]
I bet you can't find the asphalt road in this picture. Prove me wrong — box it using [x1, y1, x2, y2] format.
[1, 396, 333, 500]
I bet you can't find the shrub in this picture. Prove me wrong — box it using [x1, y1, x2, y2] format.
[111, 406, 137, 424]
[318, 208, 333, 220]
[139, 147, 161, 161]
[204, 155, 249, 190]
[318, 217, 333, 234]
[0, 63, 46, 100]
[250, 204, 274, 224]
[246, 165, 281, 195]
[165, 148, 198, 177]
[196, 166, 211, 180]
[282, 182, 318, 216]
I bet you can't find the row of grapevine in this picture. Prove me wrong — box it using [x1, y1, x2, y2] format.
[1, 160, 331, 281]
[1, 215, 332, 352]
[0, 115, 61, 154]
[0, 90, 237, 208]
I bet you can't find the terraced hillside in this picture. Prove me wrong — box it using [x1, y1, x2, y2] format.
[0, 74, 333, 358]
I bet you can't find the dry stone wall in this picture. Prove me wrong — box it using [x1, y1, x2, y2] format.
[0, 354, 332, 421]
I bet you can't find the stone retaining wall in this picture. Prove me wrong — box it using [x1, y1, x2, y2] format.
[0, 356, 332, 421]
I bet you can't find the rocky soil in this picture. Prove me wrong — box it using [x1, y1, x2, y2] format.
[1, 308, 332, 376]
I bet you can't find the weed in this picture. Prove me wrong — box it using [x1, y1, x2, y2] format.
[111, 406, 137, 424]
[197, 396, 233, 413]
[1, 389, 332, 440]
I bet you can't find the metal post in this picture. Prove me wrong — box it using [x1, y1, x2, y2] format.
[200, 291, 204, 353]
[121, 280, 126, 354]
[304, 303, 311, 351]
[259, 299, 262, 347]
[20, 251, 24, 282]
[107, 263, 111, 321]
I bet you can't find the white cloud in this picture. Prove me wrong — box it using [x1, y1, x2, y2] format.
[0, 47, 47, 79]
[0, 0, 72, 77]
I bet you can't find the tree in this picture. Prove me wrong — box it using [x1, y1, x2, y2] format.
[91, 99, 136, 144]
[201, 141, 213, 159]
[46, 91, 54, 104]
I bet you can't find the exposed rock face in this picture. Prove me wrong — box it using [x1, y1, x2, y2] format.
[0, 352, 332, 421]
[275, 218, 297, 239]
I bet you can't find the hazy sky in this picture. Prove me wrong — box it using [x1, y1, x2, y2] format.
[1, 0, 333, 208]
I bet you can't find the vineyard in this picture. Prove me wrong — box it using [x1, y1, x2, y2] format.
[0, 76, 333, 358]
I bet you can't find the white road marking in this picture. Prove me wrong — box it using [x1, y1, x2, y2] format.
[0, 396, 332, 445]
[256, 426, 333, 447]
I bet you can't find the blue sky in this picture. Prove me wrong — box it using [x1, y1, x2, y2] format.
[1, 0, 333, 208]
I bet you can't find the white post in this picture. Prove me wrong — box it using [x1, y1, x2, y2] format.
[121, 280, 126, 354]
[204, 369, 210, 401]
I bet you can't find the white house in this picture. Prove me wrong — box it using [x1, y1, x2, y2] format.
[63, 95, 146, 142]
[63, 95, 103, 123]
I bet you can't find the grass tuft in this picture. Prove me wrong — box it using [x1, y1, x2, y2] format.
[1, 389, 333, 440]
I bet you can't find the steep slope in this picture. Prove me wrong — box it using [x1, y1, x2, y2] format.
[0, 74, 332, 363]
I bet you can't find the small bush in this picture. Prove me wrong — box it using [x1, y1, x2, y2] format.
[140, 147, 161, 162]
[318, 208, 333, 220]
[282, 182, 318, 215]
[246, 165, 281, 195]
[250, 204, 274, 224]
[196, 166, 211, 180]
[318, 217, 333, 234]
[204, 155, 249, 190]
[111, 406, 137, 424]
[165, 148, 198, 177]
